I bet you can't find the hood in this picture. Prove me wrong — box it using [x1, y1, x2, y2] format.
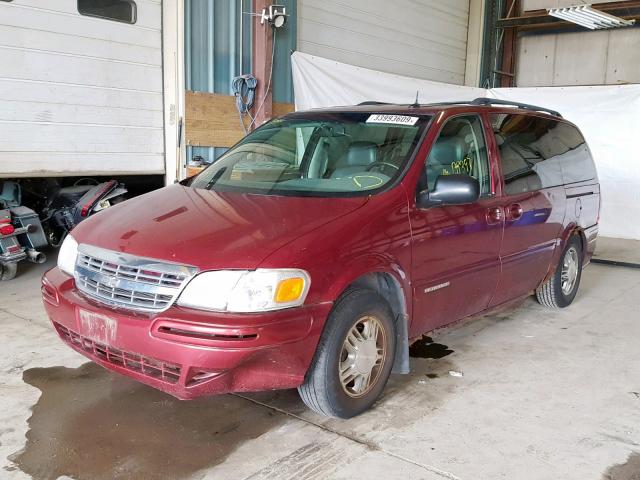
[71, 184, 368, 269]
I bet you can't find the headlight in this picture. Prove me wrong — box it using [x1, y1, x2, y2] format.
[177, 268, 310, 313]
[57, 235, 78, 276]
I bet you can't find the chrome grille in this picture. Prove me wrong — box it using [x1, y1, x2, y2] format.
[74, 244, 197, 312]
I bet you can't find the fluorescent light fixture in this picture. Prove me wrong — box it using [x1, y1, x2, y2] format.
[548, 4, 635, 30]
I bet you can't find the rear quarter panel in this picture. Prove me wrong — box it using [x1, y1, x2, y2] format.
[564, 181, 600, 263]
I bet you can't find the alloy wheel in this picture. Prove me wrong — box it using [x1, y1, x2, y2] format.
[561, 246, 579, 295]
[338, 315, 387, 398]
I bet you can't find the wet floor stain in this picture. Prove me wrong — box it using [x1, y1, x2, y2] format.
[603, 453, 640, 480]
[409, 336, 454, 359]
[8, 363, 284, 480]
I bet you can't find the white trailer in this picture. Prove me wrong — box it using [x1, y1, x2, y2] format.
[0, 0, 183, 183]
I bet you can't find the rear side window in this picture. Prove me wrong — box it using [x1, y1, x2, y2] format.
[490, 114, 596, 195]
[78, 0, 136, 24]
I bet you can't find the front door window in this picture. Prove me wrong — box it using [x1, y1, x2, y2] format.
[409, 114, 502, 335]
[425, 115, 492, 195]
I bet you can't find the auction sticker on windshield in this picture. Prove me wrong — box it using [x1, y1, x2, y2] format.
[366, 114, 419, 126]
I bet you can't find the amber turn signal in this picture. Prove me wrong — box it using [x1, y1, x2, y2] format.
[275, 277, 305, 303]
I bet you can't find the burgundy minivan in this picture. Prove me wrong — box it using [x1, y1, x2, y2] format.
[42, 98, 599, 418]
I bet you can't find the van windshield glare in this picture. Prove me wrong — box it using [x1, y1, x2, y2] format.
[191, 113, 430, 196]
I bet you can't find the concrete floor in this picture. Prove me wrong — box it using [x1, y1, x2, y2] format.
[594, 237, 640, 265]
[1, 254, 640, 480]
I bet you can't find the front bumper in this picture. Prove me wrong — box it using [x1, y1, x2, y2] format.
[42, 267, 332, 399]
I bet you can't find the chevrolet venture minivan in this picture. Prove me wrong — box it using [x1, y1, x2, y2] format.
[42, 98, 600, 418]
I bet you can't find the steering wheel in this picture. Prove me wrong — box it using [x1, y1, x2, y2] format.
[365, 161, 399, 176]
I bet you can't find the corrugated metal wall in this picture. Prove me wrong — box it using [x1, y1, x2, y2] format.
[185, 0, 249, 163]
[297, 0, 471, 85]
[272, 0, 296, 103]
[185, 0, 296, 164]
[516, 0, 640, 86]
[185, 0, 249, 94]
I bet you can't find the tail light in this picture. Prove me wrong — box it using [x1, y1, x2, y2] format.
[0, 224, 15, 236]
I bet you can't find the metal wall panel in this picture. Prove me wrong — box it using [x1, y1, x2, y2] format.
[272, 0, 296, 103]
[184, 0, 249, 164]
[0, 0, 164, 177]
[606, 28, 640, 84]
[184, 0, 296, 164]
[517, 29, 640, 87]
[297, 0, 471, 85]
[517, 0, 640, 87]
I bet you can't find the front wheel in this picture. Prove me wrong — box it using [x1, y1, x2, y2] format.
[0, 262, 18, 281]
[298, 289, 396, 418]
[536, 235, 583, 308]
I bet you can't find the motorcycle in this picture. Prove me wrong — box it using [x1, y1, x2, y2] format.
[36, 178, 128, 247]
[0, 179, 127, 280]
[0, 181, 48, 280]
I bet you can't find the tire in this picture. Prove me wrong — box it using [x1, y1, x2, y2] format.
[298, 288, 396, 419]
[0, 262, 18, 281]
[536, 235, 583, 308]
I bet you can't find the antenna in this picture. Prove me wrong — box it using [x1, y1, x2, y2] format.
[410, 90, 420, 108]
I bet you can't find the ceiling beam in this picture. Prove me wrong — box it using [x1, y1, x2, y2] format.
[497, 1, 640, 29]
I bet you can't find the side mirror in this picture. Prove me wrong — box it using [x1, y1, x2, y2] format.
[416, 174, 480, 209]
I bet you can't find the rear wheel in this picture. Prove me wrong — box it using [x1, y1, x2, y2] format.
[298, 288, 396, 418]
[536, 235, 583, 308]
[0, 262, 18, 281]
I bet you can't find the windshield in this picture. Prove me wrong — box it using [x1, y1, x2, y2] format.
[191, 112, 430, 196]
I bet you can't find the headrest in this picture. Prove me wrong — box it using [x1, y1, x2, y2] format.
[428, 137, 464, 166]
[344, 141, 378, 167]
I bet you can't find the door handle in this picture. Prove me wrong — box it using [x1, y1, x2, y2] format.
[506, 203, 523, 221]
[486, 207, 503, 225]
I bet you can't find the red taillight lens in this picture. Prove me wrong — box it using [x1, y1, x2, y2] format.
[0, 224, 15, 235]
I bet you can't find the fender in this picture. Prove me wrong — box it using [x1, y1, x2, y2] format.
[544, 221, 585, 282]
[322, 253, 412, 374]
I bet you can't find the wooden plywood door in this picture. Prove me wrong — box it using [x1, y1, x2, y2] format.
[184, 91, 294, 148]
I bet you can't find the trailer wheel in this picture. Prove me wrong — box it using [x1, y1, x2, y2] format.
[0, 262, 18, 281]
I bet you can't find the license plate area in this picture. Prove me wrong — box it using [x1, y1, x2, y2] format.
[77, 308, 118, 345]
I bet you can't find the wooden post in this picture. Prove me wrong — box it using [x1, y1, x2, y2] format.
[252, 0, 274, 128]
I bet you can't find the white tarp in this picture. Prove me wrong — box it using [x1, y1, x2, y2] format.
[291, 51, 486, 110]
[291, 52, 640, 240]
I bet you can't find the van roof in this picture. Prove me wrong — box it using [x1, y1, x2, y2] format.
[293, 97, 563, 119]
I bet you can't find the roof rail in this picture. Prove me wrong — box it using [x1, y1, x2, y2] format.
[470, 97, 562, 118]
[357, 101, 391, 106]
[355, 98, 562, 117]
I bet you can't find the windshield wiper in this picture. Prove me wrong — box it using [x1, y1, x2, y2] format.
[205, 167, 227, 189]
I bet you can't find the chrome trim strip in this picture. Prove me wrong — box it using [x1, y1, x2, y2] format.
[424, 281, 450, 294]
[78, 244, 198, 277]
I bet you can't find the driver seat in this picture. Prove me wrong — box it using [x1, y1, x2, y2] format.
[426, 137, 465, 190]
[331, 141, 378, 178]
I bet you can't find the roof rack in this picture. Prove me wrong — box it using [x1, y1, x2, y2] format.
[422, 98, 561, 117]
[356, 98, 561, 117]
[470, 97, 562, 117]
